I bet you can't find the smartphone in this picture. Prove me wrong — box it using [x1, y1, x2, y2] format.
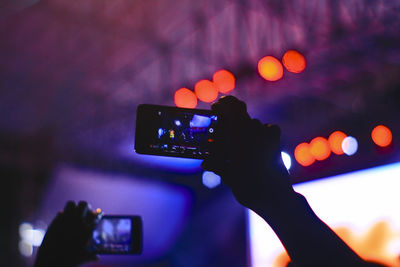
[135, 104, 218, 159]
[90, 215, 142, 254]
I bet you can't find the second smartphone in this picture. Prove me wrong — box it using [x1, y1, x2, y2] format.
[90, 215, 142, 254]
[135, 104, 218, 159]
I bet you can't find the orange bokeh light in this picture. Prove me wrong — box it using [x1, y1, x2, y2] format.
[194, 80, 219, 103]
[212, 69, 236, 94]
[371, 125, 392, 147]
[174, 88, 198, 108]
[257, 56, 284, 81]
[282, 50, 306, 73]
[328, 131, 347, 155]
[274, 221, 399, 267]
[294, 143, 315, 167]
[310, 137, 331, 161]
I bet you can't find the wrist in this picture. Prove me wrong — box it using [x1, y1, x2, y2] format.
[250, 189, 306, 221]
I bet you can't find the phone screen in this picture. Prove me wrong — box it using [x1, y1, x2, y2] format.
[90, 216, 142, 254]
[135, 104, 217, 159]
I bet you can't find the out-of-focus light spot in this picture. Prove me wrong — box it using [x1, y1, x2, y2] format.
[158, 128, 164, 138]
[371, 125, 392, 147]
[342, 136, 358, 156]
[19, 222, 33, 237]
[19, 241, 33, 257]
[174, 120, 181, 126]
[18, 222, 46, 257]
[212, 69, 236, 94]
[96, 208, 102, 214]
[328, 131, 347, 155]
[174, 88, 197, 108]
[257, 56, 283, 81]
[281, 151, 292, 170]
[282, 50, 306, 73]
[388, 239, 400, 254]
[19, 222, 45, 247]
[202, 171, 221, 189]
[21, 229, 45, 246]
[294, 143, 315, 166]
[195, 80, 219, 103]
[310, 137, 331, 161]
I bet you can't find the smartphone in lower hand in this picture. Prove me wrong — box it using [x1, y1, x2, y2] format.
[90, 215, 142, 254]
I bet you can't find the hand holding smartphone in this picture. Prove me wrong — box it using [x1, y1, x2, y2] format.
[135, 104, 218, 159]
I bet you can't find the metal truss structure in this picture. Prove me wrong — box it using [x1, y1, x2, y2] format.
[1, 0, 400, 176]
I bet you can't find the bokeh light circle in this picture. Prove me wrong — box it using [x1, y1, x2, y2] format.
[212, 69, 236, 94]
[282, 50, 306, 73]
[281, 151, 292, 170]
[202, 171, 221, 189]
[328, 131, 347, 155]
[19, 241, 33, 257]
[309, 137, 331, 161]
[294, 143, 315, 166]
[371, 125, 392, 147]
[257, 56, 284, 81]
[194, 80, 219, 103]
[342, 136, 358, 156]
[174, 88, 198, 108]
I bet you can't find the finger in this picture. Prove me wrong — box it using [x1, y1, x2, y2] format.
[265, 124, 281, 140]
[77, 201, 89, 219]
[250, 119, 264, 138]
[85, 210, 99, 230]
[214, 95, 247, 112]
[212, 96, 248, 120]
[64, 201, 76, 215]
[262, 124, 286, 170]
[264, 124, 282, 152]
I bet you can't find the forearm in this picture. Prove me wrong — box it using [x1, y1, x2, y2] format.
[253, 191, 364, 266]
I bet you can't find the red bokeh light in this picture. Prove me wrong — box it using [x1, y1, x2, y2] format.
[294, 143, 315, 166]
[257, 56, 284, 81]
[194, 80, 219, 103]
[371, 125, 392, 147]
[174, 88, 197, 108]
[212, 69, 236, 94]
[328, 131, 347, 155]
[310, 137, 331, 161]
[282, 50, 306, 73]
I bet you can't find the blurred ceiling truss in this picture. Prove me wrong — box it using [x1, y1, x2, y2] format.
[0, 0, 399, 173]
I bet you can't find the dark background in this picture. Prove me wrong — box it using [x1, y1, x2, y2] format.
[1, 0, 400, 266]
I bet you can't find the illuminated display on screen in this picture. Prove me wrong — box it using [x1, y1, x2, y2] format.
[248, 162, 400, 267]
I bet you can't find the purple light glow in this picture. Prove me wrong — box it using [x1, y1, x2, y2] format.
[37, 165, 193, 264]
[120, 143, 203, 173]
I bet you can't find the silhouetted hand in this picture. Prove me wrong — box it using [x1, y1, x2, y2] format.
[202, 96, 296, 213]
[202, 96, 385, 267]
[34, 201, 99, 267]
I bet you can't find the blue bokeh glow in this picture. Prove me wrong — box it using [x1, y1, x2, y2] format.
[342, 136, 358, 156]
[202, 171, 221, 189]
